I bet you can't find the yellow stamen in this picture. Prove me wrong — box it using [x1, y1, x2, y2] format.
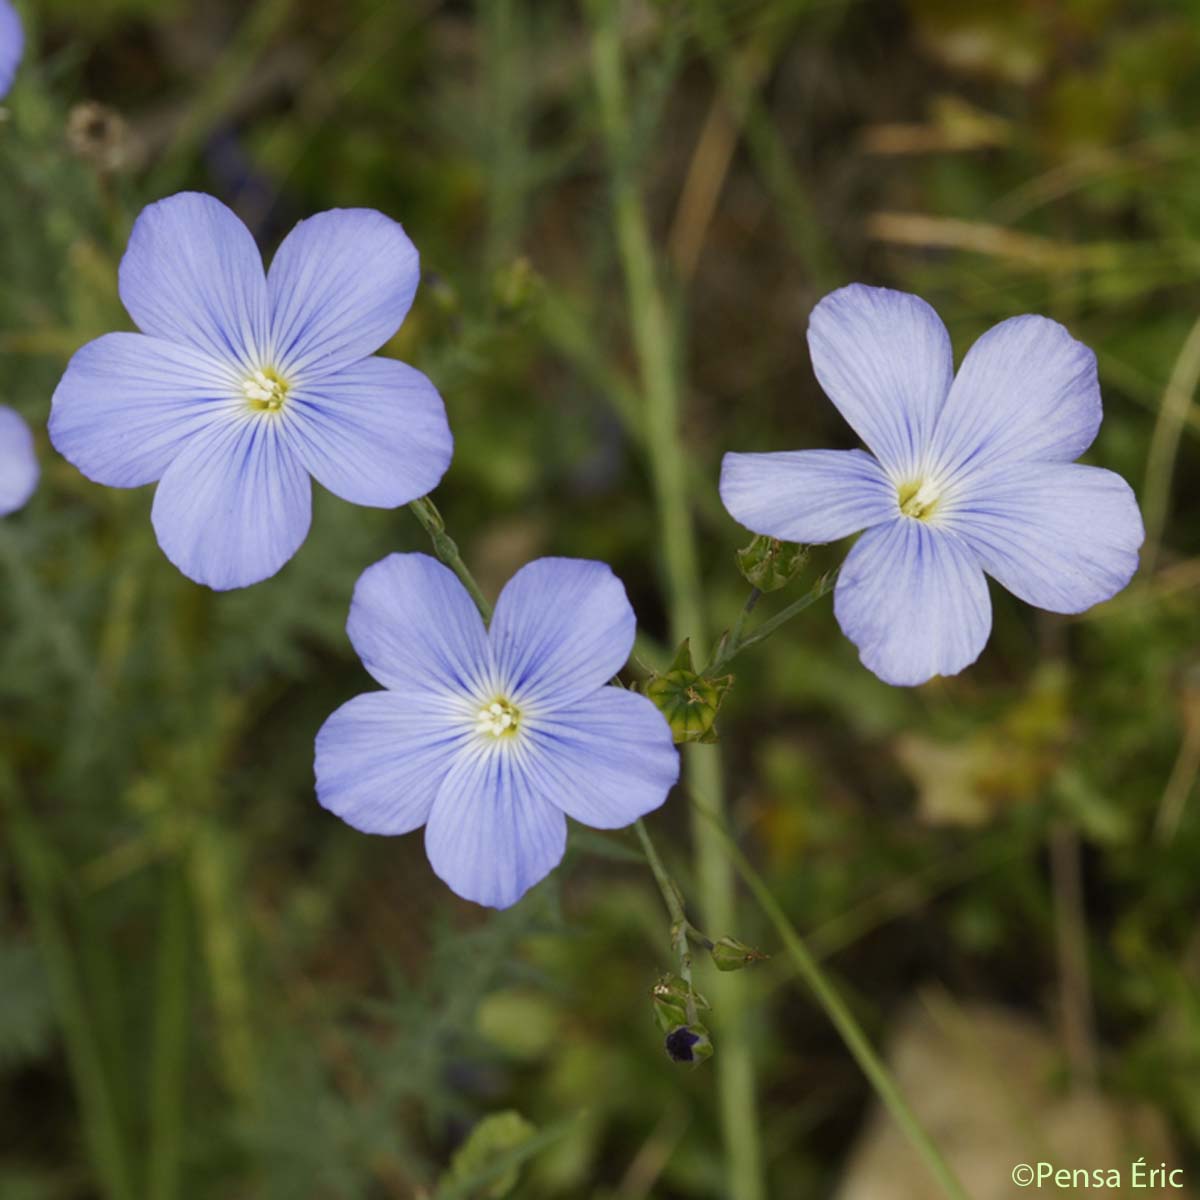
[898, 478, 941, 521]
[243, 368, 289, 413]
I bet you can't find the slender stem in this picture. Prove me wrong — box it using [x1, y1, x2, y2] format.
[635, 818, 706, 997]
[709, 587, 761, 670]
[708, 570, 839, 674]
[189, 819, 256, 1103]
[727, 587, 762, 648]
[409, 496, 493, 620]
[698, 806, 971, 1200]
[589, 8, 763, 1197]
[1142, 312, 1200, 574]
[147, 866, 190, 1200]
[634, 819, 686, 927]
[1049, 823, 1098, 1089]
[2, 777, 136, 1200]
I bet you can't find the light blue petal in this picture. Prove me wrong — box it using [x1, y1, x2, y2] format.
[284, 357, 451, 507]
[0, 0, 24, 100]
[315, 691, 469, 835]
[489, 558, 635, 708]
[346, 553, 490, 697]
[0, 406, 38, 516]
[118, 193, 269, 371]
[807, 284, 954, 478]
[267, 209, 419, 378]
[425, 746, 567, 909]
[522, 687, 679, 828]
[150, 416, 311, 590]
[720, 448, 897, 543]
[50, 332, 239, 487]
[945, 461, 1143, 613]
[929, 315, 1101, 480]
[834, 518, 991, 687]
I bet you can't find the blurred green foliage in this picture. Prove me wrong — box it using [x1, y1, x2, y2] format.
[2, 0, 1200, 1196]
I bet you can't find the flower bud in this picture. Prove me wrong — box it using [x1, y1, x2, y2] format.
[736, 535, 808, 593]
[651, 974, 709, 1033]
[664, 1023, 713, 1065]
[643, 640, 732, 744]
[710, 936, 770, 972]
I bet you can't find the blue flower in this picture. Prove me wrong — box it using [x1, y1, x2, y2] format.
[0, 405, 37, 515]
[315, 553, 680, 909]
[50, 192, 452, 590]
[720, 284, 1144, 687]
[0, 0, 22, 100]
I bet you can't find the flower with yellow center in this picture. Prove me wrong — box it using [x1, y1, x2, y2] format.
[49, 192, 454, 591]
[315, 554, 681, 910]
[720, 282, 1145, 686]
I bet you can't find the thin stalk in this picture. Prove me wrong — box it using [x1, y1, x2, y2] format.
[588, 7, 763, 1197]
[147, 865, 190, 1200]
[1048, 824, 1098, 1089]
[708, 570, 839, 674]
[726, 587, 761, 648]
[635, 818, 707, 993]
[699, 807, 972, 1200]
[409, 496, 493, 620]
[1142, 312, 1200, 573]
[2, 779, 136, 1200]
[189, 819, 256, 1103]
[707, 587, 762, 670]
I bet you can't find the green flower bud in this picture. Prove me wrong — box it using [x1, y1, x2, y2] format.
[710, 936, 770, 972]
[651, 974, 709, 1033]
[736, 535, 809, 593]
[643, 640, 732, 744]
[664, 1023, 713, 1065]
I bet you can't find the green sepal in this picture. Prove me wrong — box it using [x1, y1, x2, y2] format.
[710, 935, 770, 972]
[735, 535, 809, 593]
[651, 974, 709, 1032]
[643, 640, 733, 744]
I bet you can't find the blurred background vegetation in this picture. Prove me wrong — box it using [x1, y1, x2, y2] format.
[2, 0, 1199, 1196]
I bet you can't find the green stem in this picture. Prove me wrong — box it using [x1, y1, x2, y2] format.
[708, 570, 839, 674]
[699, 808, 971, 1200]
[634, 818, 706, 996]
[708, 586, 761, 673]
[409, 496, 493, 620]
[189, 818, 256, 1103]
[588, 8, 764, 1197]
[2, 778, 136, 1200]
[147, 866, 190, 1200]
[727, 587, 762, 649]
[634, 819, 686, 927]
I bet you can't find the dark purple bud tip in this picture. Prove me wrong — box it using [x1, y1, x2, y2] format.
[665, 1023, 713, 1064]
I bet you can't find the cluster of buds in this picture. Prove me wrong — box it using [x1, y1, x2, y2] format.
[651, 934, 769, 1066]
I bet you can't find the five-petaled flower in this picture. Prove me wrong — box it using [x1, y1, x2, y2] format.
[0, 0, 21, 100]
[720, 284, 1145, 686]
[0, 405, 38, 516]
[50, 192, 452, 589]
[314, 553, 680, 908]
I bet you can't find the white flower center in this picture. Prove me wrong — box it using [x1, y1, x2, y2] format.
[476, 698, 521, 739]
[242, 368, 289, 412]
[897, 478, 942, 521]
